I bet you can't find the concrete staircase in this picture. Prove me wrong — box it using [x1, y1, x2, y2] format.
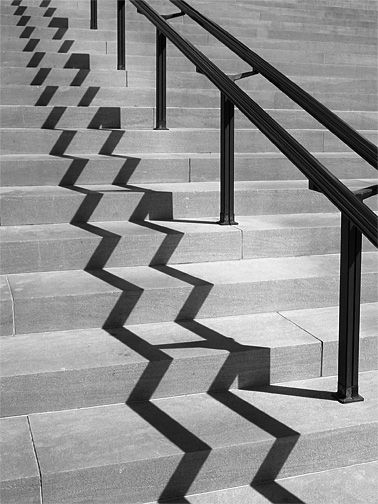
[1, 0, 377, 502]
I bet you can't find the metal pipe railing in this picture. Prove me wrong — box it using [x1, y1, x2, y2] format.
[171, 0, 378, 170]
[117, 0, 126, 69]
[90, 0, 97, 29]
[127, 0, 377, 403]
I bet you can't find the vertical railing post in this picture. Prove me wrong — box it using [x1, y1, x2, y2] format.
[333, 213, 364, 403]
[155, 29, 168, 130]
[90, 0, 97, 29]
[117, 0, 126, 70]
[219, 92, 237, 225]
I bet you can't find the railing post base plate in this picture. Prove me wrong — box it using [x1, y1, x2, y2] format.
[154, 126, 169, 130]
[332, 391, 364, 404]
[218, 218, 238, 226]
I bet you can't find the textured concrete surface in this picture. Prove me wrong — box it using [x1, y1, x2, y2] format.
[0, 218, 242, 273]
[164, 461, 378, 503]
[0, 276, 13, 336]
[0, 311, 322, 415]
[1, 0, 377, 501]
[281, 303, 378, 376]
[6, 179, 377, 225]
[4, 252, 378, 333]
[0, 416, 41, 504]
[27, 371, 378, 503]
[4, 212, 376, 274]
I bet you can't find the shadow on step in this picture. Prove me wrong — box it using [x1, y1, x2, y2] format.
[21, 29, 311, 497]
[45, 123, 307, 502]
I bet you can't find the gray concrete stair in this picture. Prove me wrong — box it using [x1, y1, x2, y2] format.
[2, 371, 377, 503]
[1, 304, 377, 416]
[1, 127, 377, 155]
[1, 213, 377, 274]
[1, 0, 377, 501]
[0, 152, 374, 187]
[1, 251, 377, 335]
[157, 461, 378, 503]
[2, 179, 377, 226]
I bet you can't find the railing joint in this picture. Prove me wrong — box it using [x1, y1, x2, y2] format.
[353, 184, 378, 201]
[162, 11, 185, 20]
[228, 69, 259, 82]
[308, 180, 321, 193]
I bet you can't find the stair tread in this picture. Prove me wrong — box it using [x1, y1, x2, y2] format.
[0, 213, 347, 242]
[2, 303, 376, 377]
[0, 309, 322, 377]
[25, 372, 378, 493]
[4, 252, 377, 295]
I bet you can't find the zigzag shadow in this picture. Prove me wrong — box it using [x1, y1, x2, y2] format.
[45, 123, 307, 503]
[20, 7, 313, 500]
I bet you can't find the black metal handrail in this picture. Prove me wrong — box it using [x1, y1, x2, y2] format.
[130, 0, 377, 246]
[128, 0, 377, 404]
[171, 0, 378, 170]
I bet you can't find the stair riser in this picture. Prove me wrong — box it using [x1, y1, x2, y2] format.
[0, 67, 127, 87]
[4, 37, 378, 68]
[0, 51, 117, 69]
[2, 225, 376, 275]
[2, 128, 377, 156]
[2, 184, 377, 226]
[1, 155, 372, 187]
[0, 188, 334, 226]
[2, 106, 376, 131]
[0, 225, 242, 274]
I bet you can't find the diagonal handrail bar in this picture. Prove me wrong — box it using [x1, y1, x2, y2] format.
[171, 0, 378, 169]
[131, 0, 378, 245]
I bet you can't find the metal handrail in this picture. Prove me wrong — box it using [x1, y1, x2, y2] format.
[171, 0, 378, 170]
[130, 0, 377, 247]
[129, 0, 378, 404]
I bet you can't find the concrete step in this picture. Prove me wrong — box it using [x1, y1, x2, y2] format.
[2, 85, 376, 112]
[0, 415, 40, 504]
[2, 213, 377, 274]
[0, 37, 111, 55]
[163, 461, 378, 504]
[1, 152, 373, 187]
[2, 178, 376, 226]
[1, 126, 377, 156]
[2, 105, 377, 131]
[2, 371, 376, 503]
[3, 66, 376, 97]
[0, 50, 117, 69]
[1, 251, 377, 334]
[0, 66, 128, 86]
[1, 303, 377, 415]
